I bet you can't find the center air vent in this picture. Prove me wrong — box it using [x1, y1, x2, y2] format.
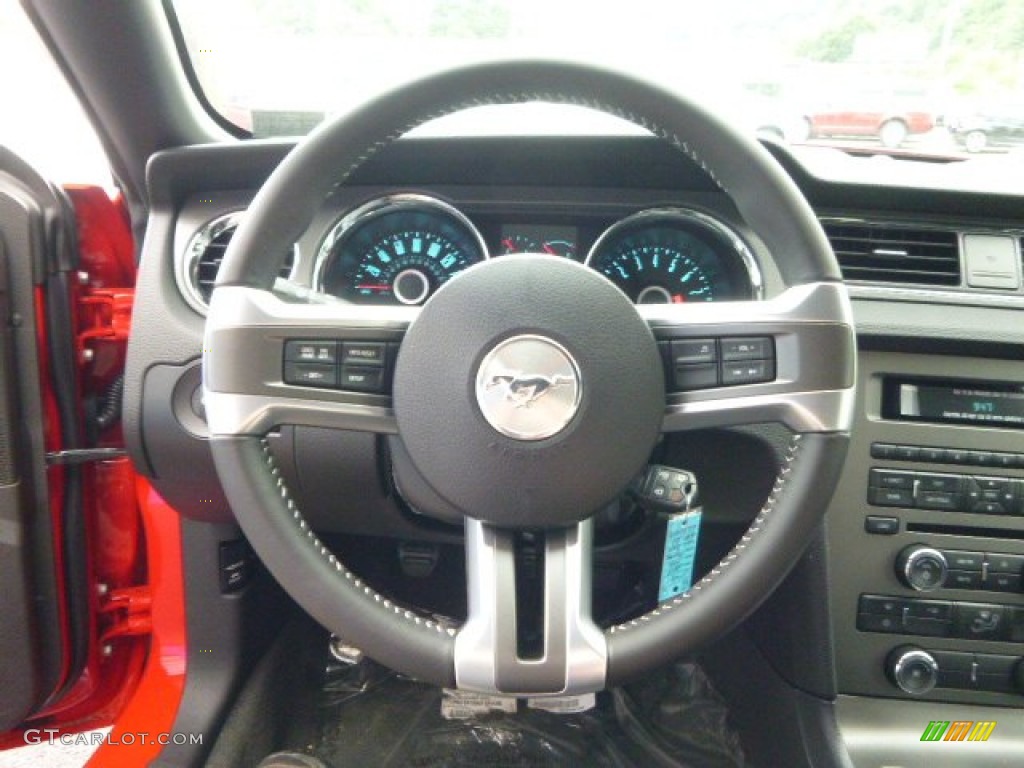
[822, 221, 961, 287]
[180, 211, 296, 314]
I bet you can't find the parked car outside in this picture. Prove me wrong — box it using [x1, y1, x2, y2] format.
[947, 106, 1024, 152]
[801, 103, 934, 148]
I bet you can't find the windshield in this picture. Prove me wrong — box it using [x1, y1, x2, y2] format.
[172, 0, 1024, 158]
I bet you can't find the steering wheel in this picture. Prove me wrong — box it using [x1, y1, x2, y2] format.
[204, 60, 854, 696]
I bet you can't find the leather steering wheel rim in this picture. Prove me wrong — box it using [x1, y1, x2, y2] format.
[205, 59, 854, 693]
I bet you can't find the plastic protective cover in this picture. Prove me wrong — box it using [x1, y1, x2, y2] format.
[304, 656, 745, 767]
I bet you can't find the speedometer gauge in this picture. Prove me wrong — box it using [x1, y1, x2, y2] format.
[586, 209, 762, 304]
[314, 195, 487, 305]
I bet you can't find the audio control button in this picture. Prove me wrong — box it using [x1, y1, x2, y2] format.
[983, 573, 1021, 593]
[897, 546, 948, 592]
[987, 553, 1024, 574]
[946, 570, 983, 590]
[917, 491, 958, 511]
[940, 550, 983, 571]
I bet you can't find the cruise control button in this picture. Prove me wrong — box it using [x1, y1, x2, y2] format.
[339, 366, 385, 393]
[720, 336, 772, 361]
[341, 341, 386, 366]
[283, 362, 338, 388]
[285, 340, 338, 364]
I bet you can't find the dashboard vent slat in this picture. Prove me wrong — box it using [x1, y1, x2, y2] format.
[182, 212, 296, 313]
[822, 222, 961, 287]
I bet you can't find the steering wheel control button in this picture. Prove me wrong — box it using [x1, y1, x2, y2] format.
[670, 339, 717, 365]
[673, 363, 719, 391]
[896, 545, 949, 592]
[340, 366, 385, 393]
[887, 646, 939, 695]
[341, 341, 386, 366]
[720, 336, 772, 361]
[284, 362, 338, 388]
[721, 358, 775, 386]
[475, 335, 582, 441]
[285, 340, 338, 363]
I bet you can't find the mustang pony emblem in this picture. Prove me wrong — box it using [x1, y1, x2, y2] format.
[486, 371, 575, 408]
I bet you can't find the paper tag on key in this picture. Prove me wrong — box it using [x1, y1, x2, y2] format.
[658, 506, 703, 602]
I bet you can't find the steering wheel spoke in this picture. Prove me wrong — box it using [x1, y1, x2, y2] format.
[643, 281, 855, 434]
[455, 518, 606, 696]
[204, 285, 415, 436]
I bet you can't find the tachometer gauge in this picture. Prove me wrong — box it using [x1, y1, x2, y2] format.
[315, 195, 487, 305]
[585, 209, 761, 304]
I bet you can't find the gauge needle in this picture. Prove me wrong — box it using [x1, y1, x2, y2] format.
[356, 283, 391, 291]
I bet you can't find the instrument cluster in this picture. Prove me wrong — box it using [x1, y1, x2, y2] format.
[312, 194, 762, 306]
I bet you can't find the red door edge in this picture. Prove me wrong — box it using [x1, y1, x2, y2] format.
[85, 478, 188, 767]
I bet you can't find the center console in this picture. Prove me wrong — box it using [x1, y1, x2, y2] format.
[829, 350, 1024, 706]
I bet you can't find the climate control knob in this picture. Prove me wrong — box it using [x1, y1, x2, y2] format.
[896, 545, 948, 592]
[887, 645, 939, 695]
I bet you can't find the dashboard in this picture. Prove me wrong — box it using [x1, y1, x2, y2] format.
[129, 134, 1024, 767]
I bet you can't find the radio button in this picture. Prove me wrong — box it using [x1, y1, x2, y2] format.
[919, 447, 946, 463]
[916, 474, 963, 494]
[940, 550, 983, 571]
[895, 445, 922, 462]
[869, 469, 914, 489]
[986, 553, 1024, 574]
[870, 487, 914, 507]
[947, 570, 983, 590]
[917, 491, 958, 511]
[983, 572, 1021, 593]
[871, 442, 897, 460]
[944, 448, 970, 465]
[864, 515, 899, 535]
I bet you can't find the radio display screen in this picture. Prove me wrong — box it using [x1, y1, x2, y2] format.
[884, 377, 1024, 429]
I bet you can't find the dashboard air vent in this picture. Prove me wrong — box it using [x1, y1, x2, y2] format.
[181, 212, 296, 313]
[822, 221, 960, 287]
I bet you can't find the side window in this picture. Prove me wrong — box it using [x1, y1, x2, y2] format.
[0, 4, 112, 189]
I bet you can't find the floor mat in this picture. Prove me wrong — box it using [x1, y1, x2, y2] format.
[297, 656, 745, 768]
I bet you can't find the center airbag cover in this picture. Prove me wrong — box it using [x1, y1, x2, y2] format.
[393, 255, 664, 528]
